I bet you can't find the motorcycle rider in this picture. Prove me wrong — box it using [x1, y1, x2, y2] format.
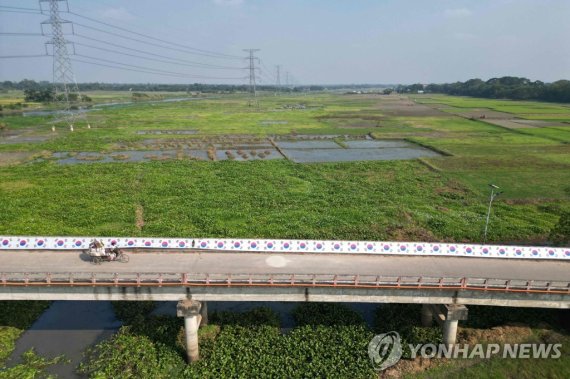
[109, 241, 120, 260]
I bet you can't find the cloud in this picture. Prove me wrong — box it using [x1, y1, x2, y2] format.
[443, 8, 472, 18]
[99, 7, 136, 22]
[212, 0, 244, 6]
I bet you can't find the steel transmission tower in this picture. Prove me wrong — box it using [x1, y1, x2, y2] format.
[40, 0, 85, 131]
[243, 49, 260, 107]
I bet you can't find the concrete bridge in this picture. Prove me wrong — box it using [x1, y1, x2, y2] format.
[1, 247, 569, 362]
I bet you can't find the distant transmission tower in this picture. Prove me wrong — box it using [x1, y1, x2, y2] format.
[275, 65, 281, 96]
[40, 0, 86, 131]
[243, 49, 260, 107]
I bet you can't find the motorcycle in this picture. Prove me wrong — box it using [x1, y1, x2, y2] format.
[85, 240, 129, 265]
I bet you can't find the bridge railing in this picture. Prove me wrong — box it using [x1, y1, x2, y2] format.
[1, 272, 569, 294]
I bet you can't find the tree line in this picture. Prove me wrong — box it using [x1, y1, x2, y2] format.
[0, 80, 326, 95]
[396, 77, 570, 103]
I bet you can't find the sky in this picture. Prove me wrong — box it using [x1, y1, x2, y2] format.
[1, 0, 569, 85]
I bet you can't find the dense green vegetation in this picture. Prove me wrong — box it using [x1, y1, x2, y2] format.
[76, 302, 569, 378]
[80, 303, 376, 379]
[1, 92, 569, 243]
[0, 160, 565, 243]
[399, 76, 570, 103]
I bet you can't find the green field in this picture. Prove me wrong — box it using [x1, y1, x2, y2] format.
[0, 92, 569, 244]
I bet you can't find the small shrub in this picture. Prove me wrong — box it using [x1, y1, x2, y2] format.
[78, 327, 185, 379]
[549, 211, 570, 246]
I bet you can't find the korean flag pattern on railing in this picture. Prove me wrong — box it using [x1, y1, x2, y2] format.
[0, 236, 568, 260]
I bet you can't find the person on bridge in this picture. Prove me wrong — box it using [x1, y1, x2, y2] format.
[109, 241, 120, 260]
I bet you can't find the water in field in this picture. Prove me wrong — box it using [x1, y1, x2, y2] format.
[42, 139, 441, 164]
[277, 140, 341, 149]
[276, 139, 441, 163]
[136, 130, 198, 135]
[215, 148, 284, 161]
[343, 140, 410, 149]
[53, 150, 209, 164]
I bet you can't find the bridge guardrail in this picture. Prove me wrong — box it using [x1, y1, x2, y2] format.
[2, 236, 569, 259]
[1, 272, 569, 294]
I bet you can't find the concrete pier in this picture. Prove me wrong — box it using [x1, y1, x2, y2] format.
[424, 304, 468, 347]
[442, 319, 459, 349]
[421, 304, 433, 327]
[176, 299, 202, 363]
[200, 301, 208, 326]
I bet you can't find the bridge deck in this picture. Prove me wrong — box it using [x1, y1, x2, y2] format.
[1, 250, 569, 281]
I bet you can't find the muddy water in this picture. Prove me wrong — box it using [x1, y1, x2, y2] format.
[8, 301, 121, 379]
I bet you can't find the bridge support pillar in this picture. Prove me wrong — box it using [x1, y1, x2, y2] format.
[200, 301, 208, 325]
[177, 299, 202, 363]
[428, 304, 468, 349]
[421, 304, 433, 327]
[442, 319, 459, 349]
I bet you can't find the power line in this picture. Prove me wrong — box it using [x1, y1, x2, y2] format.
[73, 41, 241, 70]
[0, 32, 44, 36]
[67, 11, 242, 60]
[71, 58, 243, 80]
[275, 65, 281, 95]
[72, 22, 243, 65]
[0, 54, 49, 59]
[72, 32, 243, 70]
[70, 58, 199, 79]
[0, 9, 42, 14]
[259, 59, 276, 82]
[0, 5, 40, 12]
[74, 54, 245, 80]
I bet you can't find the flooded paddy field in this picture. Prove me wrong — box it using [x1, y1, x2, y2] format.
[136, 130, 198, 135]
[48, 150, 208, 164]
[0, 128, 52, 145]
[277, 139, 441, 163]
[42, 137, 440, 164]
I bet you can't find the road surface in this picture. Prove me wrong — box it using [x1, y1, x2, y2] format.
[1, 250, 569, 281]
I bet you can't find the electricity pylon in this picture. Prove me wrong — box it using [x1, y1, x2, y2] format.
[243, 49, 260, 108]
[40, 0, 87, 131]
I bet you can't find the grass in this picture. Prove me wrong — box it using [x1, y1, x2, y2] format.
[413, 95, 570, 116]
[404, 332, 570, 379]
[0, 159, 565, 243]
[0, 91, 568, 244]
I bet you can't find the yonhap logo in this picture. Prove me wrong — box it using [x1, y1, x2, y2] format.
[368, 331, 403, 371]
